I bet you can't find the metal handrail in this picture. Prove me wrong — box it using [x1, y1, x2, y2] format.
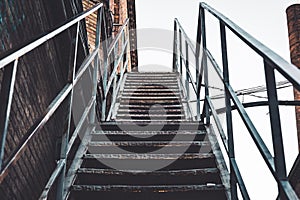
[173, 2, 300, 199]
[201, 2, 300, 91]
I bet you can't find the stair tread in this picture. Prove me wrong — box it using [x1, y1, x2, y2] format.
[77, 168, 218, 175]
[71, 184, 225, 192]
[88, 141, 210, 147]
[120, 96, 181, 100]
[84, 153, 214, 160]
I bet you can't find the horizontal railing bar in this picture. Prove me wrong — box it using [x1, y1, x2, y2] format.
[200, 2, 300, 91]
[107, 18, 129, 56]
[175, 19, 197, 56]
[39, 159, 65, 200]
[0, 3, 102, 68]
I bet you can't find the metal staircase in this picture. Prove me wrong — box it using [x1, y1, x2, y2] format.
[0, 2, 300, 200]
[115, 72, 187, 122]
[66, 72, 229, 199]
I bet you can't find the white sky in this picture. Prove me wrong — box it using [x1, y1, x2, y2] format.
[135, 1, 299, 199]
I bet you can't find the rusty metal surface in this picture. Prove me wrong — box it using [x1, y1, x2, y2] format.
[286, 4, 300, 198]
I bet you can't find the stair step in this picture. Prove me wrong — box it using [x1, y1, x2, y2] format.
[87, 141, 210, 154]
[123, 88, 180, 92]
[76, 168, 221, 185]
[72, 184, 224, 192]
[116, 114, 185, 118]
[120, 96, 180, 100]
[70, 184, 226, 200]
[115, 119, 188, 123]
[91, 133, 206, 142]
[117, 110, 183, 115]
[81, 153, 215, 170]
[126, 78, 178, 82]
[118, 104, 183, 109]
[127, 73, 177, 78]
[121, 92, 181, 96]
[124, 85, 179, 89]
[95, 122, 205, 131]
[120, 99, 181, 104]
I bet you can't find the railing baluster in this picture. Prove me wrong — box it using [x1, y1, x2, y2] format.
[264, 59, 287, 199]
[101, 10, 109, 121]
[185, 41, 190, 101]
[0, 59, 19, 169]
[90, 7, 103, 124]
[179, 30, 183, 76]
[196, 6, 203, 121]
[172, 20, 178, 72]
[57, 21, 80, 200]
[200, 7, 210, 125]
[220, 22, 238, 200]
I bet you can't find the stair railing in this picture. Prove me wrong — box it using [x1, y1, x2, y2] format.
[173, 2, 300, 199]
[0, 2, 128, 199]
[101, 18, 131, 122]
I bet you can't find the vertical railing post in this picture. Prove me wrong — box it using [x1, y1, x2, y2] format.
[185, 41, 190, 100]
[57, 21, 80, 200]
[173, 20, 178, 72]
[91, 7, 102, 124]
[220, 22, 237, 200]
[179, 30, 183, 76]
[264, 60, 287, 199]
[101, 10, 109, 121]
[200, 5, 210, 125]
[0, 59, 18, 169]
[196, 4, 203, 121]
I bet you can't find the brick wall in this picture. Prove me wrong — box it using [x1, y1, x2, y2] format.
[0, 0, 85, 199]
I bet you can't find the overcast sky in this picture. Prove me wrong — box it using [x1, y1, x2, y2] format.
[135, 1, 299, 199]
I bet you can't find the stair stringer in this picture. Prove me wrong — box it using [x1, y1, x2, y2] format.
[206, 125, 231, 199]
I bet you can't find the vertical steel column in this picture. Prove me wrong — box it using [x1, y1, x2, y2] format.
[264, 60, 287, 198]
[0, 59, 18, 169]
[57, 22, 80, 200]
[220, 22, 237, 200]
[200, 5, 210, 125]
[179, 30, 183, 76]
[185, 41, 190, 100]
[172, 20, 178, 72]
